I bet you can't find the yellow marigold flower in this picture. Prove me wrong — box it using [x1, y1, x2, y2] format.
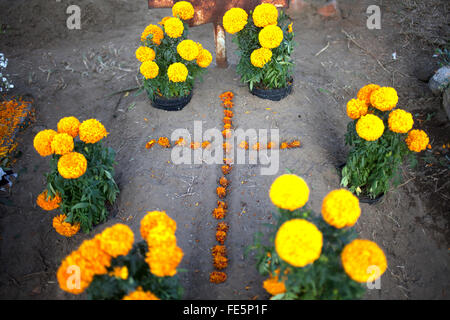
[356, 84, 380, 105]
[370, 87, 398, 112]
[109, 266, 129, 280]
[145, 245, 184, 277]
[164, 17, 184, 38]
[96, 224, 134, 258]
[252, 3, 278, 28]
[251, 47, 272, 68]
[275, 219, 323, 267]
[346, 98, 368, 120]
[53, 214, 80, 237]
[269, 174, 309, 211]
[321, 189, 361, 229]
[223, 8, 248, 34]
[57, 251, 93, 294]
[36, 190, 62, 211]
[288, 22, 293, 33]
[140, 211, 177, 240]
[141, 24, 164, 45]
[197, 49, 213, 68]
[341, 239, 387, 283]
[177, 39, 200, 61]
[172, 1, 195, 20]
[388, 109, 414, 133]
[79, 119, 108, 144]
[167, 62, 188, 82]
[140, 61, 160, 79]
[405, 129, 429, 152]
[77, 238, 112, 275]
[51, 133, 74, 155]
[259, 25, 283, 49]
[263, 269, 286, 296]
[146, 225, 177, 249]
[135, 46, 156, 62]
[33, 129, 57, 157]
[57, 152, 87, 179]
[122, 287, 160, 300]
[356, 114, 385, 141]
[57, 116, 80, 138]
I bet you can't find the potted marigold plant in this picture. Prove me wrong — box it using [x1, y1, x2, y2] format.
[34, 116, 119, 236]
[136, 1, 213, 111]
[57, 211, 184, 300]
[248, 174, 387, 300]
[340, 84, 430, 202]
[222, 3, 295, 101]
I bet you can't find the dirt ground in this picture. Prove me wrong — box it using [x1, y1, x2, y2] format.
[0, 0, 449, 299]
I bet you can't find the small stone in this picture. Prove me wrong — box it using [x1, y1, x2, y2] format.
[429, 66, 450, 95]
[317, 0, 338, 17]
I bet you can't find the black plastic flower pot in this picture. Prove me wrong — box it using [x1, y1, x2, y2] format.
[249, 79, 293, 101]
[337, 163, 385, 205]
[151, 91, 193, 111]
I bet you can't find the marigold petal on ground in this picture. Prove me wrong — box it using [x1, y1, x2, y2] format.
[341, 239, 387, 283]
[321, 189, 361, 228]
[275, 219, 323, 267]
[269, 174, 309, 211]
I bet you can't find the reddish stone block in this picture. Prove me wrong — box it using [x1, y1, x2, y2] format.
[317, 0, 338, 17]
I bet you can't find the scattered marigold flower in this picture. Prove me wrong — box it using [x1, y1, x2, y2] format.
[221, 165, 232, 175]
[36, 190, 62, 211]
[267, 141, 277, 149]
[223, 142, 232, 154]
[224, 110, 234, 118]
[213, 254, 228, 270]
[174, 137, 187, 146]
[219, 91, 234, 101]
[239, 141, 249, 150]
[222, 129, 232, 139]
[252, 143, 262, 150]
[288, 140, 301, 149]
[217, 186, 226, 199]
[158, 137, 171, 148]
[217, 222, 229, 233]
[223, 123, 232, 130]
[217, 201, 228, 210]
[222, 100, 234, 108]
[223, 158, 233, 165]
[210, 271, 227, 284]
[223, 117, 233, 125]
[202, 141, 211, 149]
[213, 207, 227, 219]
[190, 141, 201, 150]
[212, 245, 227, 256]
[219, 176, 229, 187]
[216, 230, 227, 244]
[145, 139, 156, 149]
[280, 142, 288, 149]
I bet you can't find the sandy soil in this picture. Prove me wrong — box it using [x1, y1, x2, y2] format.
[0, 0, 448, 299]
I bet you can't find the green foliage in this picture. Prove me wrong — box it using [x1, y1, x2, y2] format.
[45, 141, 119, 233]
[341, 109, 412, 199]
[87, 241, 183, 300]
[138, 21, 207, 100]
[250, 207, 365, 300]
[233, 11, 295, 90]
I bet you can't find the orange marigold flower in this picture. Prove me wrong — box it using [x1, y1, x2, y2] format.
[267, 141, 277, 149]
[357, 84, 381, 105]
[122, 287, 160, 300]
[96, 224, 134, 258]
[209, 271, 227, 283]
[405, 129, 429, 152]
[145, 139, 156, 149]
[263, 269, 286, 296]
[213, 207, 227, 219]
[321, 189, 361, 229]
[212, 245, 227, 256]
[223, 142, 232, 154]
[109, 266, 129, 280]
[57, 152, 87, 179]
[280, 142, 288, 149]
[51, 133, 74, 155]
[223, 158, 233, 165]
[217, 201, 228, 209]
[190, 141, 201, 150]
[33, 129, 57, 157]
[158, 137, 171, 148]
[224, 110, 234, 118]
[238, 141, 249, 150]
[57, 251, 93, 294]
[222, 129, 232, 139]
[288, 140, 301, 149]
[388, 109, 414, 134]
[252, 143, 262, 150]
[146, 225, 177, 249]
[36, 190, 62, 211]
[140, 211, 177, 240]
[223, 117, 233, 125]
[53, 214, 80, 237]
[346, 99, 369, 120]
[141, 24, 164, 44]
[370, 87, 398, 112]
[219, 176, 229, 187]
[223, 100, 233, 108]
[145, 245, 184, 277]
[216, 230, 227, 244]
[213, 254, 228, 270]
[219, 91, 234, 101]
[222, 165, 232, 175]
[174, 137, 187, 146]
[57, 116, 81, 138]
[217, 221, 229, 232]
[79, 119, 108, 144]
[202, 141, 211, 149]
